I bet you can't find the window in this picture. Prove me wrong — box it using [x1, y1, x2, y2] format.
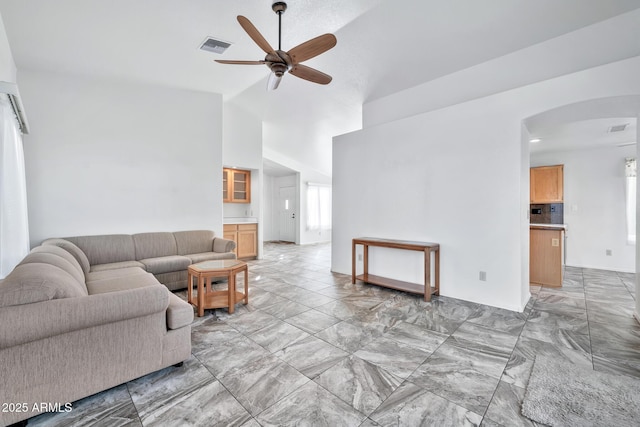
[307, 183, 331, 231]
[625, 157, 636, 245]
[0, 94, 30, 278]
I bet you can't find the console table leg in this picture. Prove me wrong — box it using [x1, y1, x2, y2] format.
[424, 248, 431, 302]
[434, 248, 440, 297]
[243, 267, 249, 305]
[363, 244, 369, 279]
[352, 240, 356, 284]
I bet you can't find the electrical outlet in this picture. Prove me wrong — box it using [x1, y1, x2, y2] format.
[479, 271, 487, 281]
[606, 249, 612, 256]
[552, 238, 559, 247]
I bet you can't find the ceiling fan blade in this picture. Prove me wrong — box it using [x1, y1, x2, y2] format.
[267, 72, 283, 91]
[289, 64, 332, 85]
[215, 60, 266, 65]
[237, 15, 277, 55]
[288, 34, 337, 64]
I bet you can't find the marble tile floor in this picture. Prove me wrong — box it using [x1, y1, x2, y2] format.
[30, 242, 639, 426]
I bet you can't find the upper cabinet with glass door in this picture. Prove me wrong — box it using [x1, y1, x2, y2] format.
[223, 168, 251, 203]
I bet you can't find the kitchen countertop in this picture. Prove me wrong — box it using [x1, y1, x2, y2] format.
[224, 217, 258, 224]
[530, 223, 567, 232]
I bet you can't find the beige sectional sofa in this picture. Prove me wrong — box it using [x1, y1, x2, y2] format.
[57, 229, 237, 290]
[0, 230, 236, 426]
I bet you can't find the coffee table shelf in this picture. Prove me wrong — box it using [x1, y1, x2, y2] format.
[201, 290, 248, 310]
[187, 259, 249, 317]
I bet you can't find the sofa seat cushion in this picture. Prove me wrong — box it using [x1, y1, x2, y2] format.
[87, 271, 160, 295]
[86, 267, 148, 283]
[0, 264, 88, 307]
[186, 251, 237, 264]
[90, 260, 146, 272]
[167, 293, 193, 330]
[139, 256, 192, 275]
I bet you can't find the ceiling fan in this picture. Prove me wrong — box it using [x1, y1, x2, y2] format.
[215, 1, 337, 90]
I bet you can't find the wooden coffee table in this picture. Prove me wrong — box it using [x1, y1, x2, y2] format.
[187, 259, 249, 317]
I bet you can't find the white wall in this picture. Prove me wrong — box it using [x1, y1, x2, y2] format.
[222, 100, 265, 256]
[334, 103, 525, 311]
[0, 12, 16, 84]
[20, 69, 224, 246]
[532, 146, 636, 272]
[223, 101, 262, 169]
[636, 114, 640, 324]
[222, 101, 263, 222]
[520, 125, 532, 309]
[262, 174, 276, 241]
[333, 56, 640, 312]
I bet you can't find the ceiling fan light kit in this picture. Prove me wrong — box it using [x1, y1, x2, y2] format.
[215, 1, 336, 90]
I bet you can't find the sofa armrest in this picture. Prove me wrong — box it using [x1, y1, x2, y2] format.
[167, 293, 193, 330]
[0, 285, 169, 349]
[213, 237, 236, 253]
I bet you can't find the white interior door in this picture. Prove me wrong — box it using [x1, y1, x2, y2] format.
[279, 186, 296, 242]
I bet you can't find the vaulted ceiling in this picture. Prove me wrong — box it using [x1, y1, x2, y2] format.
[2, 0, 640, 166]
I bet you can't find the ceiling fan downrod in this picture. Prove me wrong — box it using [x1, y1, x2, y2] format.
[272, 2, 287, 51]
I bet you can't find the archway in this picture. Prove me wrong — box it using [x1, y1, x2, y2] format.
[523, 95, 640, 323]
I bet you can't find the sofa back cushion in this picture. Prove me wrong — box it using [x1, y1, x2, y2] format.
[133, 232, 178, 260]
[0, 263, 88, 308]
[174, 230, 215, 255]
[20, 251, 85, 285]
[65, 235, 136, 266]
[42, 238, 91, 274]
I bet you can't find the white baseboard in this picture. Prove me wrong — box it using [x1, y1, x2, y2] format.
[564, 263, 635, 274]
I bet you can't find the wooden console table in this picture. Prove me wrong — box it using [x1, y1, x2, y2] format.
[352, 237, 440, 302]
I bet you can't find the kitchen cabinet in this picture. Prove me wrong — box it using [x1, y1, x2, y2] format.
[530, 165, 563, 203]
[223, 168, 251, 203]
[530, 225, 564, 287]
[223, 223, 257, 260]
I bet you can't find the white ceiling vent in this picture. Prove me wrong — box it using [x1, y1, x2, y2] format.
[199, 37, 231, 54]
[608, 123, 629, 133]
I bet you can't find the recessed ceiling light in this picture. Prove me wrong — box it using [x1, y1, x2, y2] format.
[529, 138, 541, 143]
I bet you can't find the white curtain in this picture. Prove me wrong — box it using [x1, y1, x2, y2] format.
[0, 94, 30, 278]
[307, 184, 332, 231]
[625, 157, 636, 245]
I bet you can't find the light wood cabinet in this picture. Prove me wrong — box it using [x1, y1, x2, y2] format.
[530, 226, 564, 287]
[223, 168, 251, 203]
[530, 165, 563, 203]
[223, 223, 257, 260]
